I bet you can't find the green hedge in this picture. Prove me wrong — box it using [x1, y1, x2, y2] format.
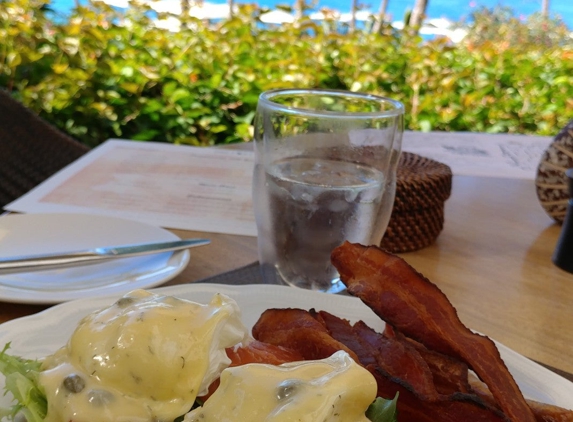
[1, 0, 572, 147]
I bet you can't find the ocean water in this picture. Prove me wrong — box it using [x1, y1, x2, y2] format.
[50, 0, 573, 29]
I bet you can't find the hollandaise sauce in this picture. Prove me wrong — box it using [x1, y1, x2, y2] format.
[184, 350, 377, 422]
[38, 290, 248, 422]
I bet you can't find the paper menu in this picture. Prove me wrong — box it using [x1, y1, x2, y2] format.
[6, 139, 257, 237]
[401, 131, 552, 180]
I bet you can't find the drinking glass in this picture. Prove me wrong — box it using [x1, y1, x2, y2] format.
[252, 89, 404, 293]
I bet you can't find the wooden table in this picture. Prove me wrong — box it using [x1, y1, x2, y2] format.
[1, 170, 572, 376]
[399, 175, 573, 377]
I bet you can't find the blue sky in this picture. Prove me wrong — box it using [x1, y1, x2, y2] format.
[51, 0, 573, 29]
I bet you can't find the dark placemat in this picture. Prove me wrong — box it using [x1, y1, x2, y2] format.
[194, 262, 573, 383]
[195, 261, 263, 285]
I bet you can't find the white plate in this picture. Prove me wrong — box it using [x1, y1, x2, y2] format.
[0, 213, 190, 304]
[0, 283, 571, 412]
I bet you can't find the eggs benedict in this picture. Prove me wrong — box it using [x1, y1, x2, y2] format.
[1, 289, 398, 422]
[38, 289, 248, 422]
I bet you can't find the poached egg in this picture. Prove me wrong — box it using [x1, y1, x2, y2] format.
[38, 289, 248, 422]
[184, 350, 378, 422]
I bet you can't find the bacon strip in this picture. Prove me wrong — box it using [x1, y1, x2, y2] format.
[252, 308, 360, 363]
[318, 310, 440, 401]
[384, 325, 471, 395]
[352, 320, 441, 400]
[312, 310, 377, 367]
[468, 374, 573, 422]
[331, 242, 536, 422]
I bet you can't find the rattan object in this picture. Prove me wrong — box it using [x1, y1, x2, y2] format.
[535, 120, 573, 224]
[381, 152, 453, 253]
[0, 90, 89, 208]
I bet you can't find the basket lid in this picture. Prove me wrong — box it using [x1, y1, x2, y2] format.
[392, 152, 453, 212]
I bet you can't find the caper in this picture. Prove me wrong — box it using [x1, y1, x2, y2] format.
[63, 374, 86, 393]
[115, 297, 135, 307]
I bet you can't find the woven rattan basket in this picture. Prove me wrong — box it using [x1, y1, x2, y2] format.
[380, 152, 453, 253]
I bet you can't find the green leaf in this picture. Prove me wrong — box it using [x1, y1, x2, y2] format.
[0, 343, 47, 422]
[52, 63, 69, 74]
[162, 81, 179, 97]
[131, 129, 161, 140]
[210, 73, 223, 88]
[210, 124, 227, 133]
[366, 393, 399, 422]
[142, 99, 165, 113]
[170, 88, 192, 104]
[120, 82, 140, 94]
[6, 52, 21, 67]
[552, 76, 570, 85]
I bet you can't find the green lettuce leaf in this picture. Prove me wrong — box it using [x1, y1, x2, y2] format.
[0, 343, 47, 422]
[366, 393, 399, 422]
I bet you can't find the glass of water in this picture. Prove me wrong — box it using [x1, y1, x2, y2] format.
[252, 89, 404, 293]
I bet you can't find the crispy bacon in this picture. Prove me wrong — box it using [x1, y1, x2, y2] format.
[352, 319, 441, 400]
[469, 374, 573, 422]
[252, 308, 360, 363]
[253, 308, 507, 422]
[311, 310, 378, 367]
[318, 310, 440, 400]
[384, 324, 471, 395]
[331, 242, 536, 422]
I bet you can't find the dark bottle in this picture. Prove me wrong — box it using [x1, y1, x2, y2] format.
[552, 168, 573, 273]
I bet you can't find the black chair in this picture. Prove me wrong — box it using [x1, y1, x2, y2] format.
[0, 90, 89, 208]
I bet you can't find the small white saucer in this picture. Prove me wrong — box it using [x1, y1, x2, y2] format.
[0, 213, 190, 304]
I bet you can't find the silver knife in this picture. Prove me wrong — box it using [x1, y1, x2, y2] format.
[0, 238, 210, 275]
